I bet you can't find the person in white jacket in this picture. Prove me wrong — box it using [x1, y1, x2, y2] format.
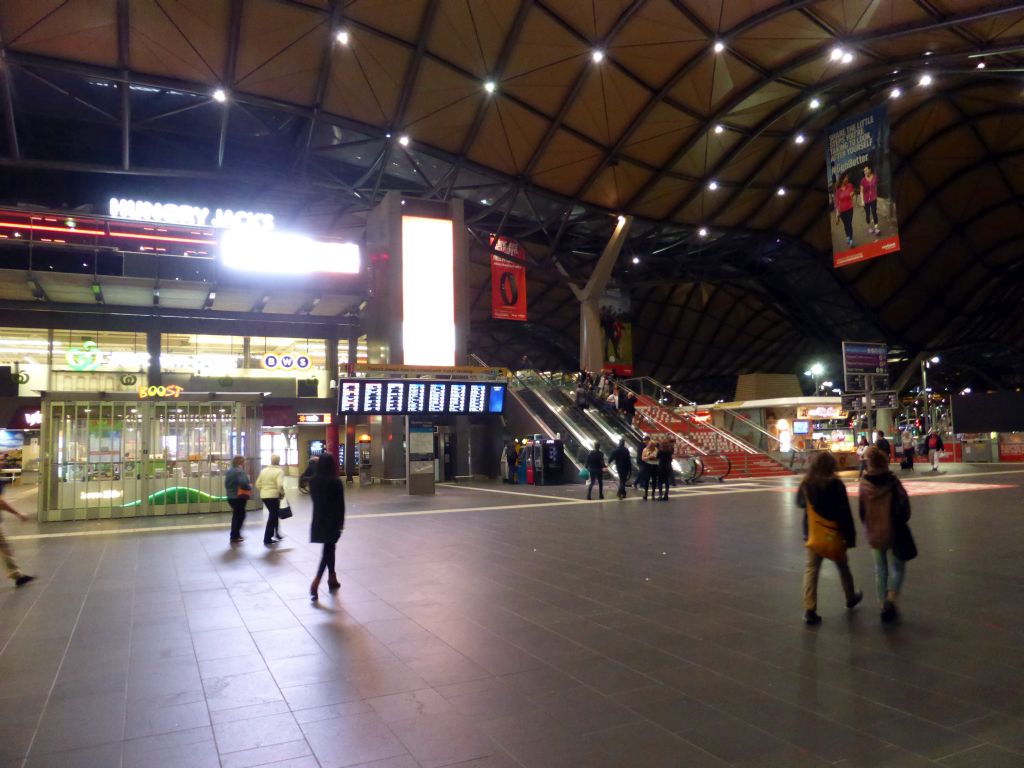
[255, 455, 286, 546]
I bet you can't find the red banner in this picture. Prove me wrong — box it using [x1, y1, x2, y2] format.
[490, 236, 527, 321]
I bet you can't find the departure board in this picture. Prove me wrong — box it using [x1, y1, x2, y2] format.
[336, 379, 508, 416]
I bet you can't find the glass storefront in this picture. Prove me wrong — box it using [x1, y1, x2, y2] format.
[40, 394, 261, 521]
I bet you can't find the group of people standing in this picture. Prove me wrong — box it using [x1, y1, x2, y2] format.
[582, 436, 675, 501]
[223, 453, 345, 601]
[857, 428, 946, 476]
[574, 370, 638, 424]
[799, 447, 914, 626]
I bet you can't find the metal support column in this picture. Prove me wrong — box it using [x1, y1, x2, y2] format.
[146, 330, 161, 386]
[574, 216, 632, 373]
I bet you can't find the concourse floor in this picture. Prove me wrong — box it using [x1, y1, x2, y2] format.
[1, 465, 1022, 767]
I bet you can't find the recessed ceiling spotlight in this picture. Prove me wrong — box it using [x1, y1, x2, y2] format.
[890, 87, 902, 99]
[212, 88, 227, 103]
[714, 124, 724, 134]
[632, 256, 640, 264]
[794, 133, 806, 144]
[483, 80, 496, 94]
[591, 49, 604, 63]
[830, 46, 844, 62]
[777, 187, 786, 196]
[841, 52, 853, 64]
[713, 41, 725, 53]
[924, 50, 933, 56]
[809, 97, 821, 109]
[707, 180, 718, 191]
[892, 69, 900, 74]
[335, 29, 350, 45]
[976, 61, 985, 69]
[698, 227, 708, 237]
[919, 73, 933, 86]
[398, 134, 410, 146]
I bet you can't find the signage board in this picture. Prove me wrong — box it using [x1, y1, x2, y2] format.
[490, 235, 527, 321]
[337, 379, 506, 416]
[842, 342, 888, 376]
[796, 405, 847, 420]
[871, 390, 900, 410]
[109, 198, 275, 230]
[841, 394, 865, 411]
[297, 413, 332, 424]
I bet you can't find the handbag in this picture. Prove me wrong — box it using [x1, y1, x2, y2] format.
[579, 467, 590, 481]
[277, 496, 293, 520]
[892, 518, 917, 561]
[237, 486, 251, 500]
[805, 496, 847, 561]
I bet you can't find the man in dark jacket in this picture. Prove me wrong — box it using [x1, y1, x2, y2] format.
[656, 439, 674, 500]
[504, 442, 519, 484]
[925, 431, 944, 472]
[875, 430, 891, 462]
[609, 438, 632, 500]
[585, 442, 606, 500]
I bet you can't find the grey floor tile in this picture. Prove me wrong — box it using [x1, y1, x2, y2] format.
[368, 688, 455, 723]
[124, 698, 211, 740]
[202, 670, 285, 712]
[299, 711, 409, 768]
[939, 744, 1024, 767]
[868, 714, 982, 760]
[21, 741, 124, 768]
[213, 710, 305, 754]
[388, 712, 499, 768]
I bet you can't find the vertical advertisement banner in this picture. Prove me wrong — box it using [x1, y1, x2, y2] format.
[599, 287, 633, 376]
[826, 106, 901, 268]
[489, 235, 527, 321]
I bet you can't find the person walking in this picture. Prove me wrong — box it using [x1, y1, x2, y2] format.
[925, 430, 944, 472]
[900, 429, 915, 471]
[796, 451, 862, 625]
[0, 482, 34, 587]
[504, 441, 519, 484]
[585, 442, 606, 500]
[256, 454, 286, 546]
[860, 165, 880, 234]
[225, 456, 252, 544]
[875, 430, 891, 463]
[609, 438, 632, 500]
[834, 173, 856, 247]
[856, 435, 870, 478]
[309, 452, 344, 600]
[859, 446, 912, 623]
[640, 438, 659, 500]
[656, 438, 674, 501]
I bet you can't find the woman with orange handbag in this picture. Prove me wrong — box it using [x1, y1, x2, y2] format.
[225, 455, 252, 544]
[796, 452, 862, 625]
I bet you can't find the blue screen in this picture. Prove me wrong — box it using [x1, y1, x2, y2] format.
[488, 384, 506, 413]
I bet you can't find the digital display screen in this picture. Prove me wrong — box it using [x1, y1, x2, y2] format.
[449, 384, 467, 413]
[468, 384, 487, 413]
[793, 420, 810, 435]
[336, 379, 507, 416]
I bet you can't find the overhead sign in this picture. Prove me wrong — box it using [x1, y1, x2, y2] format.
[263, 354, 311, 370]
[66, 340, 103, 371]
[797, 405, 847, 420]
[138, 384, 184, 399]
[825, 106, 901, 268]
[338, 379, 506, 416]
[297, 413, 332, 424]
[841, 394, 864, 411]
[872, 391, 900, 409]
[490, 235, 527, 321]
[842, 342, 887, 376]
[110, 198, 275, 230]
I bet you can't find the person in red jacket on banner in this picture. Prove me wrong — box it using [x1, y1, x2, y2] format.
[834, 173, 856, 247]
[860, 165, 880, 235]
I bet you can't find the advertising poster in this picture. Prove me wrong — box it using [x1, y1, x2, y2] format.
[489, 235, 527, 321]
[599, 287, 633, 377]
[826, 106, 901, 268]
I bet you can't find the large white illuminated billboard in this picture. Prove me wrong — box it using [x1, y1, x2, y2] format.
[220, 230, 360, 274]
[401, 216, 455, 366]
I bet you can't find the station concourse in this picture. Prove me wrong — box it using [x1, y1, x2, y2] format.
[0, 2, 1023, 767]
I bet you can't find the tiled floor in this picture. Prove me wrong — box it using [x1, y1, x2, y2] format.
[0, 465, 1022, 767]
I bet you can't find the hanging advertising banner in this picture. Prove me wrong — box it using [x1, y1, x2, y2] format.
[489, 235, 527, 321]
[599, 287, 633, 377]
[826, 106, 901, 268]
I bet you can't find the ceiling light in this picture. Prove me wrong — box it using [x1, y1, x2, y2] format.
[976, 61, 985, 69]
[794, 133, 806, 144]
[890, 87, 902, 99]
[924, 50, 933, 57]
[698, 227, 708, 237]
[335, 29, 350, 45]
[714, 124, 724, 134]
[713, 41, 725, 53]
[919, 73, 933, 86]
[707, 180, 718, 191]
[830, 46, 844, 62]
[841, 52, 853, 64]
[632, 256, 640, 264]
[212, 88, 227, 103]
[777, 187, 786, 196]
[591, 49, 604, 63]
[483, 80, 496, 94]
[809, 98, 820, 109]
[398, 134, 410, 146]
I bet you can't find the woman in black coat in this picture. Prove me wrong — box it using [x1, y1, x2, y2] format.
[308, 452, 344, 600]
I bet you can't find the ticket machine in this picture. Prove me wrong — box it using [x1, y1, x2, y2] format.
[357, 433, 372, 486]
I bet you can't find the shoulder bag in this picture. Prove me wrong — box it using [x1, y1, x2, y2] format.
[805, 496, 847, 561]
[277, 492, 293, 520]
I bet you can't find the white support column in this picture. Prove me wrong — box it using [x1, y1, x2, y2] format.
[575, 216, 632, 373]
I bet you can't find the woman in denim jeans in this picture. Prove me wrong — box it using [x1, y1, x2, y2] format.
[859, 446, 911, 623]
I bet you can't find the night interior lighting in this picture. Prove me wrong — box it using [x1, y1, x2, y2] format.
[795, 133, 806, 144]
[714, 124, 724, 134]
[220, 230, 360, 274]
[810, 97, 821, 109]
[335, 29, 350, 45]
[483, 80, 496, 94]
[698, 227, 708, 237]
[591, 49, 604, 63]
[213, 88, 227, 102]
[713, 41, 725, 53]
[707, 180, 718, 190]
[402, 216, 455, 367]
[919, 73, 933, 86]
[890, 87, 902, 98]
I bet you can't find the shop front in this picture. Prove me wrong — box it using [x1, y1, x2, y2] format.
[39, 392, 262, 521]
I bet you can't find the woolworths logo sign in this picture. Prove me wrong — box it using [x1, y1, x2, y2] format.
[66, 340, 103, 371]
